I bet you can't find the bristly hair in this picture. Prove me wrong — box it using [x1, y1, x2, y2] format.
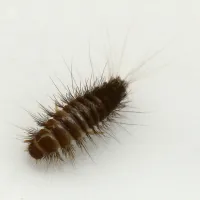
[22, 32, 167, 166]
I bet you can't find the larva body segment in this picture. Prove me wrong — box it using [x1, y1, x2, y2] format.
[25, 76, 129, 162]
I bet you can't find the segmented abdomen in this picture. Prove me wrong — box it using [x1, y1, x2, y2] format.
[26, 76, 128, 161]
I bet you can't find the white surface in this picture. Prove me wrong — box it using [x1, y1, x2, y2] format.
[1, 0, 200, 199]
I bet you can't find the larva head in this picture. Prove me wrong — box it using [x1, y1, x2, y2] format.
[102, 76, 128, 103]
[110, 76, 128, 93]
[27, 129, 60, 160]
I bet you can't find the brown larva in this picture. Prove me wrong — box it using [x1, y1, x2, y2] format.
[24, 72, 130, 164]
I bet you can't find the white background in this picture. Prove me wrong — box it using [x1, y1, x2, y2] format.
[0, 0, 200, 199]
